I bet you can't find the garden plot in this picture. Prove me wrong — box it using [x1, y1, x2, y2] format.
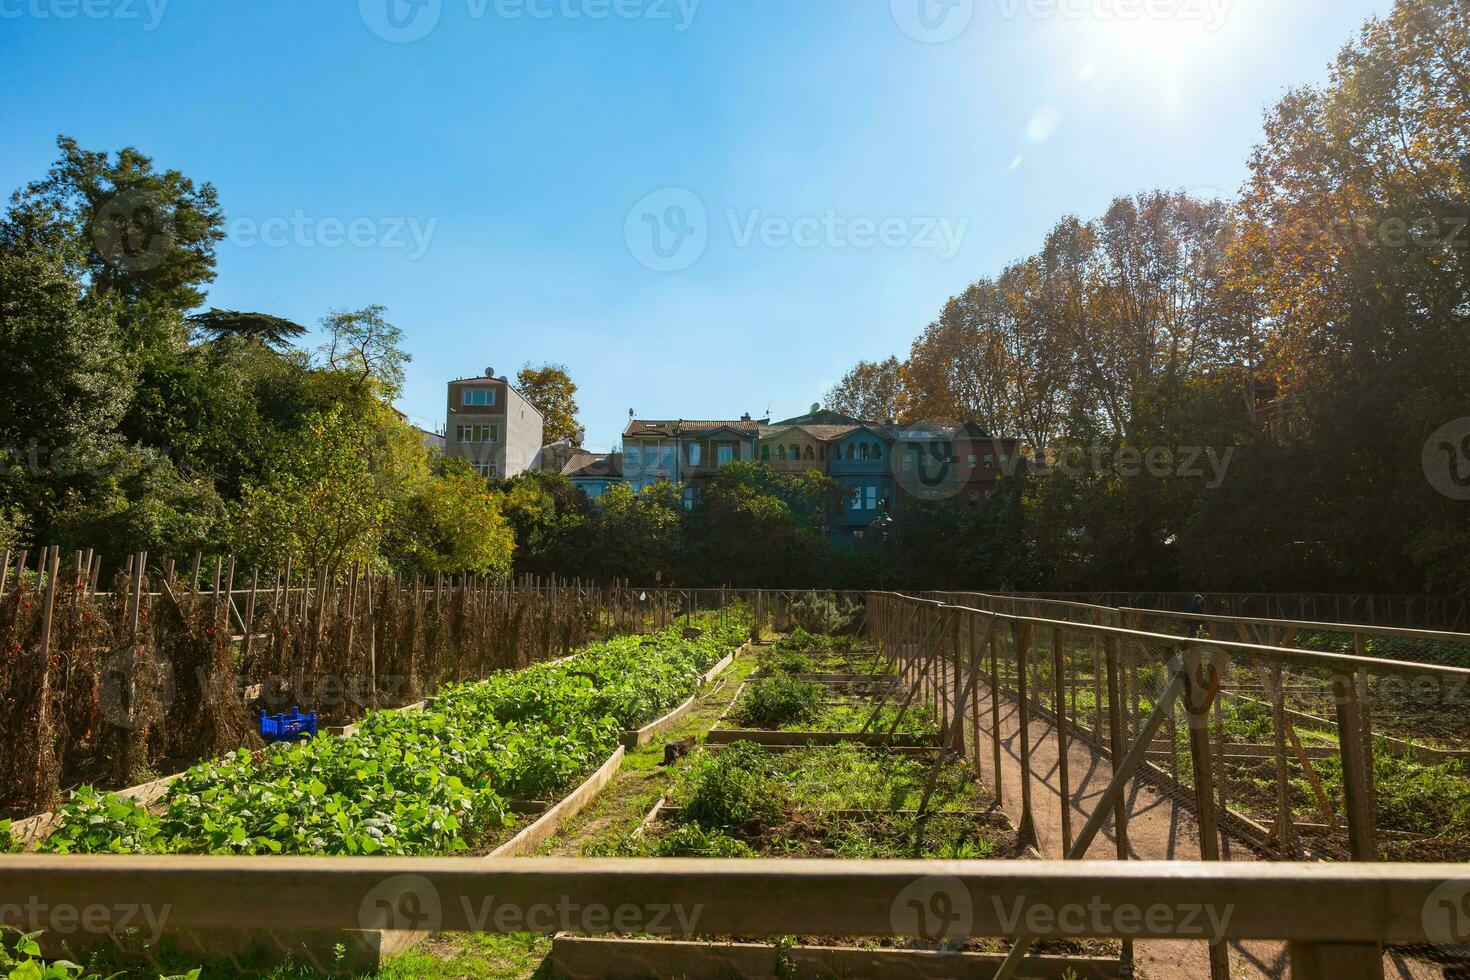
[2, 616, 750, 974]
[557, 742, 1121, 978]
[709, 675, 941, 747]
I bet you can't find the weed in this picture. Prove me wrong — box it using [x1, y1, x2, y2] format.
[734, 677, 823, 729]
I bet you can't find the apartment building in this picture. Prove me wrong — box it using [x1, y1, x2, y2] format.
[444, 372, 545, 480]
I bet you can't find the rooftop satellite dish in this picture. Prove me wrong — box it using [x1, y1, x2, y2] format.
[811, 402, 821, 414]
[485, 366, 496, 379]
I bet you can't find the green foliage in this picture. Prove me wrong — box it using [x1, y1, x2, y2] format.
[790, 592, 858, 635]
[0, 135, 224, 327]
[677, 742, 786, 831]
[39, 617, 748, 856]
[316, 306, 410, 399]
[386, 455, 515, 576]
[226, 407, 399, 571]
[734, 677, 823, 729]
[592, 822, 755, 858]
[515, 363, 582, 445]
[187, 309, 306, 349]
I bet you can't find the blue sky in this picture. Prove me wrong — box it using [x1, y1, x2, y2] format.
[2, 0, 1388, 449]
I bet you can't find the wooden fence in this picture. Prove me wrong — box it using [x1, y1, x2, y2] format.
[872, 591, 1470, 978]
[0, 856, 1461, 980]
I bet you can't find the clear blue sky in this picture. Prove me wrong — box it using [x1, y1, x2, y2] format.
[1, 0, 1388, 450]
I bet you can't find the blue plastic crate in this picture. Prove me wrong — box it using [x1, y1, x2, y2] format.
[260, 707, 318, 743]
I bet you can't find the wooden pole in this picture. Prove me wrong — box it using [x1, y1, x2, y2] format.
[1014, 621, 1036, 847]
[1052, 625, 1073, 855]
[1334, 668, 1378, 862]
[1184, 649, 1232, 980]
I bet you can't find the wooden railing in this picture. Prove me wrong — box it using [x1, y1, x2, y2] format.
[869, 591, 1470, 979]
[0, 856, 1463, 980]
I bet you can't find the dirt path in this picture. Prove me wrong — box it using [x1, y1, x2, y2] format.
[966, 677, 1433, 979]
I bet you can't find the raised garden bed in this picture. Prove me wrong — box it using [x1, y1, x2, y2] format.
[708, 677, 942, 747]
[560, 741, 1118, 978]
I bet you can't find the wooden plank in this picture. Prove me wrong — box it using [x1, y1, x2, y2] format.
[1, 857, 1464, 944]
[1287, 941, 1384, 979]
[488, 746, 626, 858]
[552, 936, 1121, 980]
[1334, 669, 1378, 862]
[706, 730, 941, 747]
[622, 694, 698, 750]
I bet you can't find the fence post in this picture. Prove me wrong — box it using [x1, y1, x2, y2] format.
[1051, 625, 1072, 854]
[1334, 667, 1378, 862]
[989, 617, 1003, 807]
[1014, 621, 1037, 847]
[1183, 649, 1231, 980]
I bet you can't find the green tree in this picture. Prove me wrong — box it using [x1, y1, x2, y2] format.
[516, 363, 582, 444]
[0, 135, 224, 352]
[227, 408, 397, 571]
[497, 470, 593, 578]
[590, 482, 684, 583]
[188, 308, 308, 350]
[318, 305, 410, 399]
[387, 456, 516, 576]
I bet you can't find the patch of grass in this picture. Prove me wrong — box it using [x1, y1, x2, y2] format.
[591, 823, 755, 858]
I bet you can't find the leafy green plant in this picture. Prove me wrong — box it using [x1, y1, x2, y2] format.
[39, 614, 750, 858]
[790, 593, 859, 636]
[734, 677, 823, 729]
[678, 743, 786, 831]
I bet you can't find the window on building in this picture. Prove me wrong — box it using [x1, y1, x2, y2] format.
[462, 388, 496, 408]
[968, 454, 978, 468]
[688, 443, 702, 465]
[790, 444, 799, 460]
[626, 446, 642, 468]
[455, 425, 498, 443]
[683, 487, 695, 510]
[777, 445, 786, 461]
[819, 446, 826, 461]
[865, 486, 878, 510]
[803, 445, 814, 460]
[846, 445, 855, 460]
[761, 444, 770, 461]
[859, 444, 869, 460]
[718, 444, 734, 465]
[661, 445, 676, 469]
[472, 461, 498, 479]
[850, 488, 862, 511]
[872, 444, 882, 460]
[969, 491, 980, 504]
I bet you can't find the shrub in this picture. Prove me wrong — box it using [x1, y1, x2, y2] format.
[679, 743, 785, 830]
[791, 593, 859, 636]
[735, 677, 823, 730]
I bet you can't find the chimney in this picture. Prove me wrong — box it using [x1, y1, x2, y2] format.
[740, 413, 752, 422]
